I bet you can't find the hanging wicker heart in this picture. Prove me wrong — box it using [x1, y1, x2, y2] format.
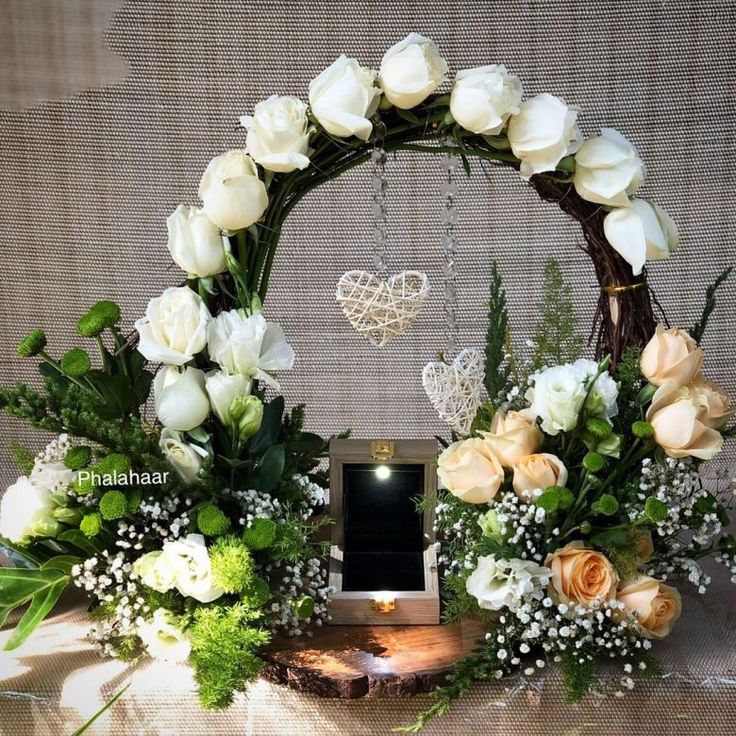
[335, 270, 430, 347]
[422, 348, 485, 436]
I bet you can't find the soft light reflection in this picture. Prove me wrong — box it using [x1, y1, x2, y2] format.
[374, 464, 391, 480]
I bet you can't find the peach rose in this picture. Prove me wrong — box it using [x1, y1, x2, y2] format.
[480, 410, 542, 468]
[647, 382, 724, 460]
[437, 438, 504, 504]
[616, 575, 682, 639]
[640, 324, 704, 387]
[512, 453, 568, 500]
[689, 377, 735, 429]
[545, 542, 619, 608]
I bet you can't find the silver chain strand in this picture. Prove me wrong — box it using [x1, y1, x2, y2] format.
[440, 142, 460, 356]
[370, 123, 388, 277]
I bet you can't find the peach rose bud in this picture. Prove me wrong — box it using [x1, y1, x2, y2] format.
[512, 453, 568, 500]
[437, 438, 505, 504]
[480, 410, 543, 468]
[640, 324, 704, 387]
[616, 575, 682, 638]
[544, 542, 619, 608]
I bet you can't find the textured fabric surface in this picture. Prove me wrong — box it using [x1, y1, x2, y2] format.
[1, 1, 735, 734]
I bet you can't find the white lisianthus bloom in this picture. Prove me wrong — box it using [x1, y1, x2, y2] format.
[135, 287, 211, 366]
[166, 205, 227, 278]
[241, 95, 311, 173]
[507, 93, 581, 179]
[159, 428, 209, 484]
[30, 461, 76, 493]
[574, 128, 644, 207]
[162, 533, 223, 603]
[153, 366, 210, 431]
[0, 476, 56, 543]
[449, 65, 522, 135]
[137, 608, 191, 662]
[525, 364, 587, 435]
[603, 198, 679, 276]
[133, 551, 178, 594]
[205, 370, 252, 427]
[466, 555, 551, 612]
[378, 33, 448, 109]
[573, 359, 619, 418]
[198, 150, 268, 232]
[308, 55, 381, 141]
[206, 310, 295, 390]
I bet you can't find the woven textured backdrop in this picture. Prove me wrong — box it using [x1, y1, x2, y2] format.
[0, 1, 735, 734]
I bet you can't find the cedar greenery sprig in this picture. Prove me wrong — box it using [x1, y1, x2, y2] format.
[691, 266, 733, 345]
[483, 262, 511, 404]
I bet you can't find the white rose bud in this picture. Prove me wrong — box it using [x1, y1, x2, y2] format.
[603, 198, 679, 276]
[0, 476, 56, 544]
[198, 150, 268, 231]
[133, 551, 177, 594]
[166, 205, 227, 278]
[162, 533, 223, 603]
[241, 95, 311, 173]
[153, 366, 210, 431]
[137, 608, 191, 662]
[159, 428, 208, 484]
[205, 370, 252, 427]
[135, 286, 211, 366]
[507, 93, 581, 179]
[574, 128, 644, 207]
[378, 33, 448, 109]
[450, 65, 522, 135]
[308, 55, 381, 141]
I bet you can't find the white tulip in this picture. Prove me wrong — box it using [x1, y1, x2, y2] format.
[308, 55, 381, 141]
[205, 370, 252, 427]
[166, 205, 227, 278]
[135, 286, 211, 366]
[153, 366, 210, 431]
[603, 198, 679, 276]
[162, 533, 223, 603]
[378, 33, 448, 109]
[450, 65, 522, 135]
[137, 608, 191, 662]
[206, 310, 294, 390]
[159, 428, 209, 484]
[242, 95, 311, 173]
[574, 128, 644, 207]
[133, 551, 178, 594]
[198, 150, 268, 231]
[0, 476, 55, 543]
[466, 555, 550, 612]
[507, 93, 581, 179]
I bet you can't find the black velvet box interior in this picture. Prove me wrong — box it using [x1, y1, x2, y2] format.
[341, 463, 425, 591]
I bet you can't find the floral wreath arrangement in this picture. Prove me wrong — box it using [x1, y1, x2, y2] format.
[0, 33, 734, 730]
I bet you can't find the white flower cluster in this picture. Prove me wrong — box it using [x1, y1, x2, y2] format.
[492, 493, 549, 561]
[225, 487, 280, 527]
[115, 495, 193, 550]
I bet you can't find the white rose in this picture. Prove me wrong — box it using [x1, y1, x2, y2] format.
[0, 476, 55, 543]
[205, 370, 252, 427]
[135, 286, 211, 366]
[507, 93, 581, 179]
[207, 310, 294, 390]
[526, 364, 587, 435]
[574, 128, 644, 207]
[308, 55, 381, 141]
[466, 555, 551, 612]
[162, 533, 223, 603]
[166, 205, 227, 278]
[159, 428, 209, 484]
[573, 359, 619, 418]
[133, 551, 178, 594]
[153, 366, 210, 431]
[137, 608, 191, 662]
[198, 150, 268, 231]
[378, 33, 448, 109]
[603, 198, 679, 276]
[449, 65, 522, 135]
[241, 95, 311, 173]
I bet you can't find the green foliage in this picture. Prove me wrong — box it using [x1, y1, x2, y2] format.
[10, 441, 36, 475]
[531, 260, 584, 371]
[210, 536, 254, 594]
[64, 445, 92, 470]
[440, 573, 479, 624]
[615, 346, 643, 419]
[483, 262, 511, 403]
[189, 604, 271, 709]
[591, 493, 619, 516]
[585, 417, 612, 439]
[99, 491, 128, 521]
[79, 513, 103, 538]
[197, 505, 231, 537]
[60, 348, 92, 378]
[76, 313, 106, 338]
[691, 266, 733, 345]
[631, 421, 654, 439]
[583, 451, 605, 473]
[17, 329, 47, 357]
[293, 595, 314, 619]
[242, 517, 277, 550]
[644, 497, 668, 522]
[240, 577, 271, 608]
[560, 649, 596, 703]
[70, 684, 129, 736]
[95, 453, 131, 476]
[88, 300, 122, 328]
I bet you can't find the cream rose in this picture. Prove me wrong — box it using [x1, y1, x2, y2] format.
[573, 128, 644, 207]
[480, 410, 543, 468]
[603, 198, 678, 276]
[242, 95, 311, 173]
[450, 64, 522, 136]
[204, 370, 252, 427]
[162, 533, 223, 603]
[640, 324, 704, 387]
[166, 205, 227, 278]
[378, 33, 447, 109]
[466, 555, 551, 612]
[308, 55, 381, 140]
[646, 382, 724, 460]
[545, 542, 619, 608]
[616, 575, 682, 639]
[198, 150, 268, 231]
[159, 428, 209, 484]
[507, 93, 581, 179]
[135, 286, 211, 366]
[689, 377, 735, 429]
[153, 366, 210, 431]
[437, 438, 504, 504]
[512, 453, 568, 500]
[0, 476, 56, 543]
[137, 608, 191, 662]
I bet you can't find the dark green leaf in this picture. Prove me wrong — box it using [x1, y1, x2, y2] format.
[248, 396, 284, 455]
[256, 444, 285, 492]
[58, 529, 105, 557]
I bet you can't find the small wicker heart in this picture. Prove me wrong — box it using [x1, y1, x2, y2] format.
[422, 348, 485, 436]
[336, 270, 430, 347]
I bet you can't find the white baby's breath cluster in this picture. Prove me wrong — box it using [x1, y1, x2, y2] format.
[225, 487, 280, 527]
[115, 495, 193, 551]
[291, 474, 326, 519]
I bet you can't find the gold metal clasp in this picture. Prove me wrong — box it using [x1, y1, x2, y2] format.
[371, 439, 395, 461]
[371, 593, 396, 613]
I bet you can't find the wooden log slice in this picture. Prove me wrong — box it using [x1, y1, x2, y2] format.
[260, 618, 487, 698]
